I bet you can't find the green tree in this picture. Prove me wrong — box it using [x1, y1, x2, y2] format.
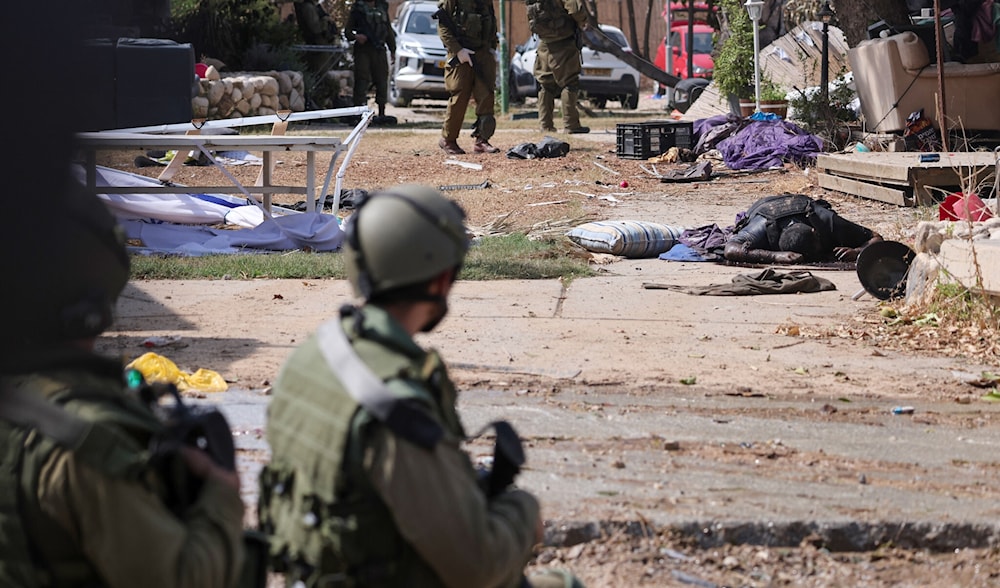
[713, 0, 756, 100]
[169, 0, 300, 70]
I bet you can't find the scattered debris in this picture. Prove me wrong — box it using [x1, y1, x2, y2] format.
[440, 179, 491, 191]
[891, 406, 915, 415]
[444, 159, 483, 171]
[526, 200, 569, 207]
[593, 161, 621, 175]
[141, 335, 185, 348]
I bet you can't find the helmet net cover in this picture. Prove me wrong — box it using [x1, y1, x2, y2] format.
[0, 4, 130, 353]
[344, 185, 469, 299]
[1, 187, 130, 351]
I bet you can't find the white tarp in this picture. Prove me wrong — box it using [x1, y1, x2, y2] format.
[73, 164, 343, 255]
[71, 164, 269, 228]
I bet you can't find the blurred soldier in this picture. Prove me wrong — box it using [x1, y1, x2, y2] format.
[0, 5, 246, 587]
[526, 0, 590, 134]
[294, 0, 340, 45]
[436, 0, 500, 154]
[348, 0, 397, 123]
[258, 186, 580, 587]
[724, 194, 883, 264]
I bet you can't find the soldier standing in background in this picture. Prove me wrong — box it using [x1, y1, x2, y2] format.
[436, 0, 501, 154]
[526, 0, 591, 134]
[348, 0, 397, 124]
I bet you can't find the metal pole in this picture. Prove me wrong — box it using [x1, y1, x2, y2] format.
[821, 21, 830, 106]
[752, 17, 761, 112]
[499, 0, 509, 114]
[664, 0, 673, 103]
[686, 0, 694, 86]
[933, 0, 949, 151]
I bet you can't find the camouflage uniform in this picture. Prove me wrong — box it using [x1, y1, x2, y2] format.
[437, 0, 499, 146]
[348, 0, 396, 110]
[0, 352, 246, 588]
[259, 304, 541, 587]
[527, 0, 590, 132]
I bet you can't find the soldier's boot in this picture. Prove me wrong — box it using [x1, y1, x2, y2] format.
[561, 86, 589, 134]
[538, 84, 558, 133]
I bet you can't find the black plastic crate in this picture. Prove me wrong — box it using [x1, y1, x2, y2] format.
[616, 121, 694, 159]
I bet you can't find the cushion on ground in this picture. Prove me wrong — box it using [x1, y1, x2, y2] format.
[566, 220, 684, 258]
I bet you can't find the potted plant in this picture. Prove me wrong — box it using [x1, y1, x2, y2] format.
[713, 0, 756, 116]
[759, 77, 789, 118]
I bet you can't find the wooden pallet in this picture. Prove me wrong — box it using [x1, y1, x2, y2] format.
[815, 151, 998, 206]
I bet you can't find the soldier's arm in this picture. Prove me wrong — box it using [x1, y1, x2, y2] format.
[723, 239, 803, 264]
[36, 449, 245, 588]
[367, 426, 540, 588]
[347, 6, 368, 43]
[563, 0, 590, 27]
[436, 0, 465, 54]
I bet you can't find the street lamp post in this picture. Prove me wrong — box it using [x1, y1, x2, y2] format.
[818, 0, 835, 106]
[744, 0, 764, 113]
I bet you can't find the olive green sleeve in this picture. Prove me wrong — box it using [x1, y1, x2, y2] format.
[563, 0, 590, 27]
[367, 428, 540, 588]
[37, 449, 246, 588]
[437, 0, 465, 55]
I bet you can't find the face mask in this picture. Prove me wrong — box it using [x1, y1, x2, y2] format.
[419, 298, 449, 333]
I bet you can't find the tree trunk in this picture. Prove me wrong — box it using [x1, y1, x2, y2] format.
[624, 0, 640, 59]
[834, 0, 911, 47]
[716, 0, 786, 55]
[641, 0, 653, 60]
[759, 0, 786, 48]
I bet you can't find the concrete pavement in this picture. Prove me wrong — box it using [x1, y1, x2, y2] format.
[109, 260, 1000, 550]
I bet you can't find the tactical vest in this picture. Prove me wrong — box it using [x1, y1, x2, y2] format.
[0, 371, 161, 588]
[442, 0, 497, 50]
[526, 0, 575, 41]
[735, 194, 835, 251]
[353, 1, 392, 49]
[259, 314, 463, 587]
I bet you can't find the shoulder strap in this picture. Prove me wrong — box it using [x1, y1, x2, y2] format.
[315, 320, 444, 450]
[0, 385, 89, 448]
[0, 385, 148, 479]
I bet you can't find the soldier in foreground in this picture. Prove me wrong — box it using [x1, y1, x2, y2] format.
[259, 186, 580, 587]
[0, 7, 245, 586]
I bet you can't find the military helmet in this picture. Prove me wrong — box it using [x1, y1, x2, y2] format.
[1, 186, 130, 351]
[0, 2, 128, 353]
[344, 185, 469, 300]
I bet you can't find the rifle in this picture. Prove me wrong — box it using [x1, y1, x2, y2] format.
[475, 420, 526, 498]
[432, 8, 492, 86]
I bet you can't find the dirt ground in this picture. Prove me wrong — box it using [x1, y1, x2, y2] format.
[94, 96, 1000, 586]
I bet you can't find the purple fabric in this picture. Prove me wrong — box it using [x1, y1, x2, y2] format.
[716, 119, 824, 171]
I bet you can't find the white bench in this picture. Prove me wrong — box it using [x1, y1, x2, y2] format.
[76, 107, 373, 214]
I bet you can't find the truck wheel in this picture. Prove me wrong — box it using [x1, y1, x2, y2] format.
[389, 85, 411, 107]
[622, 93, 639, 110]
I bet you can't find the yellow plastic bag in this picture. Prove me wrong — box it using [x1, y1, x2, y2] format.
[126, 352, 228, 393]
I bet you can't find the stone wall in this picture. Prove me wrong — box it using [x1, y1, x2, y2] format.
[191, 70, 306, 120]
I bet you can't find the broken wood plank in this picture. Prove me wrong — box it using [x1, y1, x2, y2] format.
[816, 153, 914, 183]
[817, 172, 912, 206]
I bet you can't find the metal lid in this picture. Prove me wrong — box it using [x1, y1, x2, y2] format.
[856, 240, 916, 300]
